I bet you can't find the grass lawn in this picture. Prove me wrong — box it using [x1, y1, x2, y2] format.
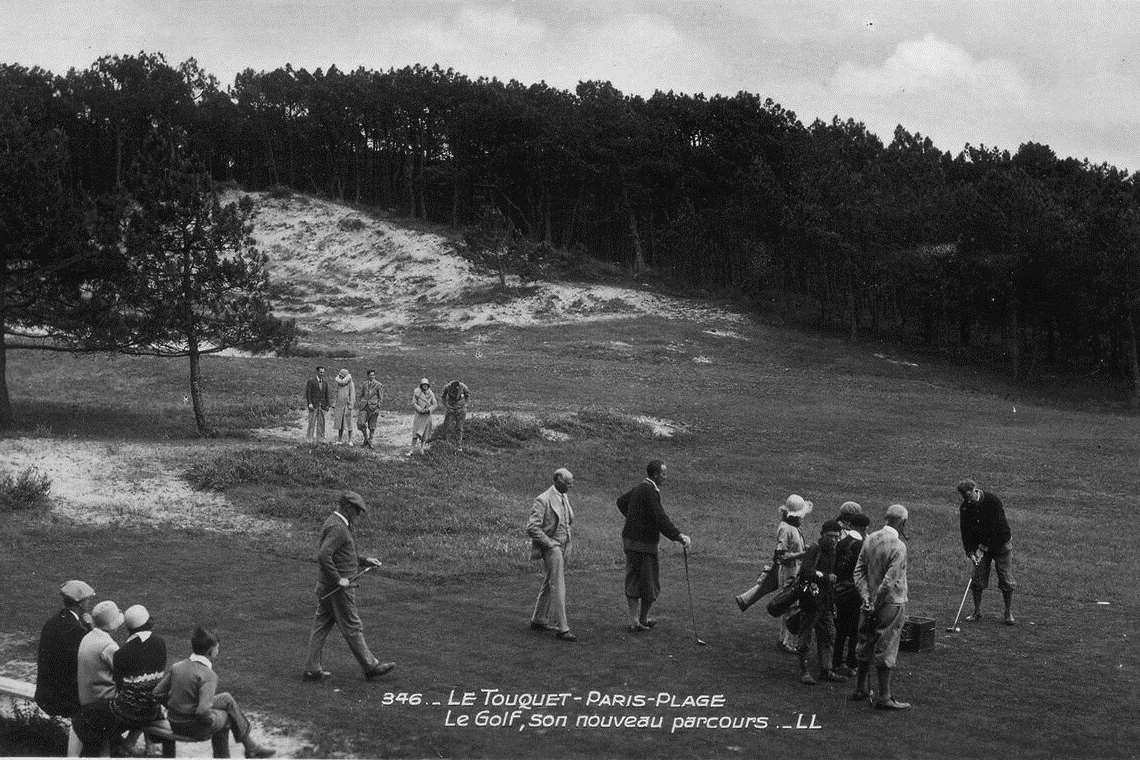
[2, 315, 1138, 758]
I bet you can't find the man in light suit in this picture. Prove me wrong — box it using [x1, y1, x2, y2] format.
[527, 468, 577, 642]
[851, 503, 912, 710]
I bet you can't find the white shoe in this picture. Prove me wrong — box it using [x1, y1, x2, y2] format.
[348, 441, 354, 447]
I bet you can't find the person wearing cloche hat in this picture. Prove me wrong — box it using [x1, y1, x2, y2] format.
[76, 601, 124, 709]
[774, 494, 813, 654]
[303, 490, 394, 682]
[110, 604, 174, 754]
[35, 580, 97, 754]
[408, 377, 438, 455]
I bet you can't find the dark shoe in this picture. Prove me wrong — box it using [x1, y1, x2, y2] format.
[555, 630, 578, 642]
[1004, 612, 1016, 625]
[364, 662, 395, 680]
[836, 665, 857, 678]
[530, 621, 556, 631]
[629, 622, 650, 633]
[964, 612, 983, 622]
[246, 746, 276, 758]
[638, 618, 657, 628]
[849, 691, 872, 702]
[873, 697, 912, 710]
[302, 670, 331, 682]
[821, 670, 849, 682]
[799, 672, 817, 685]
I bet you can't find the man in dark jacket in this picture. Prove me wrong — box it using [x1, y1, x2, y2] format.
[957, 479, 1016, 625]
[832, 507, 871, 677]
[36, 580, 96, 756]
[793, 521, 847, 685]
[617, 460, 691, 632]
[305, 366, 333, 441]
[303, 491, 393, 681]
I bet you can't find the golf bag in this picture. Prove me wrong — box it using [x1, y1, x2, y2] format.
[734, 553, 780, 611]
[766, 576, 821, 618]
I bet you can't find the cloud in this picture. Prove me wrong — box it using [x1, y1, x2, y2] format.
[829, 33, 1029, 110]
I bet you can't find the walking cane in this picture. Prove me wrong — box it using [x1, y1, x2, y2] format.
[319, 564, 378, 601]
[682, 546, 708, 646]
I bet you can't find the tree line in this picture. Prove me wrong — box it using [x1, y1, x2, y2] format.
[3, 52, 1140, 416]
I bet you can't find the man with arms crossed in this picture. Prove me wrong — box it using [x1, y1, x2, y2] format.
[851, 503, 911, 710]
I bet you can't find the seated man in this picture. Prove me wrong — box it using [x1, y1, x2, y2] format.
[35, 580, 96, 756]
[154, 627, 274, 759]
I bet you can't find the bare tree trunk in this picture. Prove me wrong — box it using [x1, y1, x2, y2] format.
[188, 338, 210, 436]
[622, 186, 646, 273]
[0, 310, 11, 428]
[1125, 307, 1140, 409]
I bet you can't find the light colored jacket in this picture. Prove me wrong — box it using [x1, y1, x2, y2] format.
[334, 374, 356, 413]
[527, 484, 574, 560]
[413, 387, 437, 414]
[77, 628, 119, 706]
[854, 525, 908, 608]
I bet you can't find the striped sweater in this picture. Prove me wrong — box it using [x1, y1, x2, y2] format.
[111, 632, 167, 724]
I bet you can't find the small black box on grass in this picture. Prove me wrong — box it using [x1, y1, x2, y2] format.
[900, 616, 935, 652]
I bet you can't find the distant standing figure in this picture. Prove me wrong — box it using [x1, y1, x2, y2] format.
[155, 627, 274, 758]
[527, 468, 577, 641]
[774, 495, 812, 654]
[35, 580, 96, 756]
[305, 366, 332, 441]
[852, 503, 912, 710]
[433, 379, 471, 447]
[332, 368, 357, 445]
[957, 479, 1016, 625]
[302, 491, 394, 682]
[357, 370, 384, 448]
[409, 378, 437, 455]
[617, 460, 691, 633]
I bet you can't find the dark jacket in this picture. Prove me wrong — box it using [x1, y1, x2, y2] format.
[960, 491, 1012, 554]
[35, 609, 90, 717]
[306, 376, 332, 410]
[617, 479, 681, 554]
[796, 542, 838, 611]
[111, 633, 167, 725]
[315, 512, 368, 589]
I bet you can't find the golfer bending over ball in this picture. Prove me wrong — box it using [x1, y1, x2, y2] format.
[957, 479, 1016, 625]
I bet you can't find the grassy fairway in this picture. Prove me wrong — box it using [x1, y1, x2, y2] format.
[2, 315, 1137, 758]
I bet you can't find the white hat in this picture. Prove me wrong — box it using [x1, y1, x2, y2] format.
[91, 601, 124, 632]
[779, 494, 813, 519]
[420, 378, 430, 386]
[123, 604, 151, 632]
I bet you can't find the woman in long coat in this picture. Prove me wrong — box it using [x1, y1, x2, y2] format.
[409, 378, 438, 455]
[774, 494, 812, 653]
[332, 368, 356, 444]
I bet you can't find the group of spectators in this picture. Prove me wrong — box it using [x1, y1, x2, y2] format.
[303, 366, 470, 454]
[524, 464, 1018, 715]
[35, 585, 273, 758]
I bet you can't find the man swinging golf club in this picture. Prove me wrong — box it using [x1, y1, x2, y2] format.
[303, 491, 394, 682]
[957, 479, 1017, 625]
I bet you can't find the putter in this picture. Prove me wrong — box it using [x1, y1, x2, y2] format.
[682, 546, 708, 646]
[318, 563, 378, 601]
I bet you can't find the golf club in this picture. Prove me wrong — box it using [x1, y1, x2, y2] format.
[318, 563, 378, 601]
[946, 558, 977, 632]
[682, 546, 707, 646]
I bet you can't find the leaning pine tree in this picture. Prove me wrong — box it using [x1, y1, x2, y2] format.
[107, 129, 294, 435]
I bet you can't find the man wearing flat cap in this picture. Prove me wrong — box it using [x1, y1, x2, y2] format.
[303, 491, 394, 681]
[36, 580, 96, 755]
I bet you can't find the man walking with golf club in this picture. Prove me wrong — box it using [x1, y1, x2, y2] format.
[617, 460, 691, 633]
[303, 491, 394, 682]
[851, 503, 911, 710]
[957, 479, 1016, 625]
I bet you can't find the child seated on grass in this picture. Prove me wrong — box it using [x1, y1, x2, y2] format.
[154, 627, 274, 758]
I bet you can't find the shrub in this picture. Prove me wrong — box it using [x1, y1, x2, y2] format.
[337, 216, 367, 232]
[0, 467, 52, 511]
[266, 184, 293, 199]
[0, 701, 67, 756]
[461, 414, 540, 449]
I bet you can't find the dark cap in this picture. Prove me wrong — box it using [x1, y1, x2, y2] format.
[821, 520, 843, 534]
[339, 490, 368, 512]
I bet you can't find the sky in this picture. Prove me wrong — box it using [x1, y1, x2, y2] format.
[2, 0, 1138, 171]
